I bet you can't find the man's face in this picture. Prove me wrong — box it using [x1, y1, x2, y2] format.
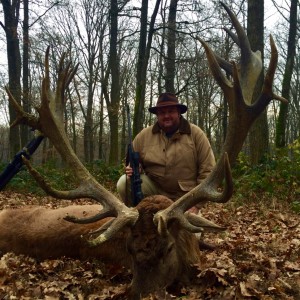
[156, 106, 181, 133]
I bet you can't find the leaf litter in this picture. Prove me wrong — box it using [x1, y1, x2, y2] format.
[0, 191, 299, 299]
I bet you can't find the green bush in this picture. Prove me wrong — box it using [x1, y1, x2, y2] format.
[1, 140, 299, 214]
[233, 139, 300, 213]
[87, 159, 123, 191]
[0, 159, 123, 195]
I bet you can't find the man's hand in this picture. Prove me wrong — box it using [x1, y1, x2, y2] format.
[125, 164, 143, 179]
[125, 165, 133, 178]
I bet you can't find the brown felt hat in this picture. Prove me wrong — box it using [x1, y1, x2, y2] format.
[148, 92, 188, 114]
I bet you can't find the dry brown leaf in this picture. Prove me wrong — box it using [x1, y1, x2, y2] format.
[239, 282, 253, 297]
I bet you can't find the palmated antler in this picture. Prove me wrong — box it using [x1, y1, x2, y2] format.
[6, 46, 139, 245]
[154, 2, 288, 232]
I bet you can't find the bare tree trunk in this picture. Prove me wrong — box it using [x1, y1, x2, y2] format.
[165, 0, 178, 93]
[133, 0, 161, 137]
[275, 0, 298, 148]
[61, 1, 109, 163]
[291, 56, 300, 141]
[98, 92, 104, 160]
[67, 89, 77, 154]
[157, 9, 165, 97]
[247, 0, 269, 164]
[1, 0, 22, 158]
[22, 0, 30, 145]
[84, 79, 94, 163]
[120, 95, 127, 162]
[107, 0, 120, 165]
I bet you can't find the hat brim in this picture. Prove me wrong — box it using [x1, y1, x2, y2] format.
[148, 103, 187, 114]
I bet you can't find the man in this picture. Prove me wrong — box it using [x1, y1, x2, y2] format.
[117, 92, 215, 212]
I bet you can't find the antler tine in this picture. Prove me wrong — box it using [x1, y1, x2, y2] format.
[264, 36, 287, 104]
[220, 2, 251, 59]
[220, 1, 262, 104]
[223, 27, 240, 47]
[6, 47, 139, 245]
[267, 35, 278, 87]
[23, 155, 138, 244]
[154, 4, 288, 234]
[215, 53, 233, 75]
[42, 46, 51, 102]
[154, 153, 233, 232]
[4, 86, 39, 129]
[56, 53, 79, 106]
[196, 37, 232, 92]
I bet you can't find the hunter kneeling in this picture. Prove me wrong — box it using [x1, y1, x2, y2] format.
[117, 92, 215, 215]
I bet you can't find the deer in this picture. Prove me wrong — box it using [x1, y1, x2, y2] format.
[0, 2, 286, 299]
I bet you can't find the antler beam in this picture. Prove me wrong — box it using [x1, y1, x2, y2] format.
[6, 46, 139, 245]
[154, 2, 288, 232]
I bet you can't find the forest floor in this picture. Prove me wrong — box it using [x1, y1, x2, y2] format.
[0, 191, 299, 299]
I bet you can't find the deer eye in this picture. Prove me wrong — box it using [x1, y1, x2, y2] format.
[166, 242, 174, 254]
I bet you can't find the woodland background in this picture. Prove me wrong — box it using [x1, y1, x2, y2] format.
[0, 1, 299, 299]
[0, 0, 299, 167]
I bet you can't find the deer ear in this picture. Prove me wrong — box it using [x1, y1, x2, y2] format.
[164, 217, 185, 238]
[157, 216, 169, 237]
[159, 214, 192, 239]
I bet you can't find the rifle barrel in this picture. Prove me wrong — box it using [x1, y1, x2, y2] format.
[126, 105, 144, 206]
[0, 133, 44, 191]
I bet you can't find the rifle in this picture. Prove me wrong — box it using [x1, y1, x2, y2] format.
[0, 131, 44, 190]
[126, 105, 144, 206]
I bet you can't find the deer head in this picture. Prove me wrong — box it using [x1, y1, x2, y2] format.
[5, 2, 287, 298]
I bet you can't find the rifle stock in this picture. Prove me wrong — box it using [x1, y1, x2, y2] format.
[126, 105, 144, 206]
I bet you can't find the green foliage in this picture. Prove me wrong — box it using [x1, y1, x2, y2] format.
[86, 159, 124, 191]
[0, 160, 77, 195]
[1, 141, 299, 215]
[0, 159, 123, 195]
[233, 139, 300, 213]
[291, 200, 300, 214]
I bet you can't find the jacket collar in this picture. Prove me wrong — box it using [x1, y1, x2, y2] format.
[152, 116, 191, 134]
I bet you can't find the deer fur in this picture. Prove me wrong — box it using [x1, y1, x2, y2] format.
[0, 203, 129, 263]
[0, 195, 200, 298]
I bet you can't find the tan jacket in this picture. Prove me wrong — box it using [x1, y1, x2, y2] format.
[133, 117, 215, 200]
